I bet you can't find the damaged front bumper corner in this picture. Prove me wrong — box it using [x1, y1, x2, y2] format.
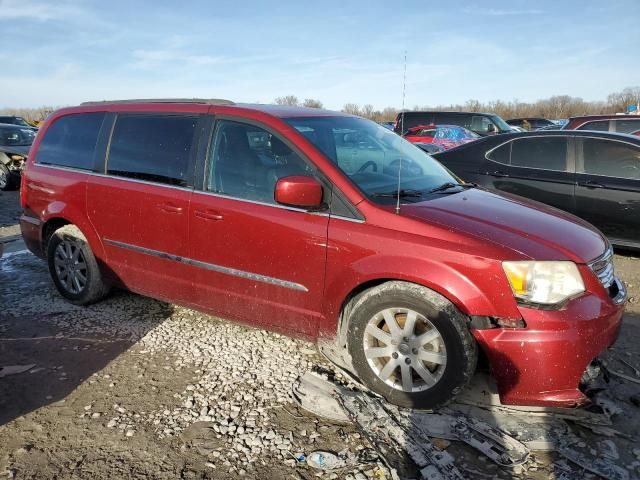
[472, 290, 624, 407]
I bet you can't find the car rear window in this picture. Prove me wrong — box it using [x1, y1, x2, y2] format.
[107, 114, 198, 187]
[581, 138, 640, 179]
[612, 119, 640, 134]
[36, 112, 106, 170]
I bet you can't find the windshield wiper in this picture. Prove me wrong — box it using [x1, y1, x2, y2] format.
[371, 189, 423, 198]
[429, 182, 476, 193]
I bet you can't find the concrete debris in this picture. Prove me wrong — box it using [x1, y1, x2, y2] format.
[0, 364, 36, 378]
[292, 371, 351, 423]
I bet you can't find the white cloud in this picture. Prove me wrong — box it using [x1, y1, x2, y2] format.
[0, 0, 82, 21]
[463, 7, 544, 16]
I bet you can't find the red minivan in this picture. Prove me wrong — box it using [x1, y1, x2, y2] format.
[20, 99, 626, 409]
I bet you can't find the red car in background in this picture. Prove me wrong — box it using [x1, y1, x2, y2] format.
[403, 124, 480, 150]
[563, 114, 640, 134]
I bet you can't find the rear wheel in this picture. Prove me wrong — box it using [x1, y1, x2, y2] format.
[0, 164, 16, 191]
[47, 225, 110, 305]
[346, 281, 477, 409]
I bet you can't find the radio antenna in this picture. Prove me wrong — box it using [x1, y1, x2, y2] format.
[396, 50, 407, 214]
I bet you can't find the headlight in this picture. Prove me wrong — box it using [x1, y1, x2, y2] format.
[502, 261, 585, 306]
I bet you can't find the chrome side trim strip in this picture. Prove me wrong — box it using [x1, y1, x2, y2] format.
[103, 238, 308, 292]
[20, 215, 42, 226]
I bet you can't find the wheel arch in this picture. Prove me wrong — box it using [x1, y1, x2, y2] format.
[41, 209, 105, 262]
[321, 254, 518, 343]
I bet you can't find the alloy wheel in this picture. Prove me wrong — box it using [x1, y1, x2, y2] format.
[54, 240, 88, 294]
[363, 307, 447, 393]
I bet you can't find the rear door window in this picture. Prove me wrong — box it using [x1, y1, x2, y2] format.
[612, 119, 640, 134]
[36, 112, 106, 170]
[510, 137, 568, 171]
[577, 120, 609, 131]
[107, 114, 199, 187]
[580, 138, 640, 179]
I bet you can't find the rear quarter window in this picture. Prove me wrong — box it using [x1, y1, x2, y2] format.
[36, 112, 106, 170]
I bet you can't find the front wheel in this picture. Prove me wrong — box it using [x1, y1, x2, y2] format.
[346, 281, 477, 409]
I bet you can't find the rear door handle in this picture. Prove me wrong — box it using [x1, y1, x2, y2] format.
[157, 202, 184, 213]
[578, 180, 604, 189]
[194, 209, 224, 221]
[488, 170, 509, 178]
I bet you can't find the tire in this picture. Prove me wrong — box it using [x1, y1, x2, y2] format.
[46, 225, 110, 305]
[346, 281, 477, 409]
[0, 163, 15, 191]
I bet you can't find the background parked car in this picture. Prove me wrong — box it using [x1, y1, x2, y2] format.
[432, 130, 640, 250]
[0, 123, 36, 190]
[506, 117, 556, 131]
[394, 111, 513, 136]
[0, 116, 35, 128]
[403, 124, 479, 150]
[563, 114, 640, 134]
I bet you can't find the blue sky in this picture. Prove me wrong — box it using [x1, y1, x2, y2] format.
[1, 0, 638, 109]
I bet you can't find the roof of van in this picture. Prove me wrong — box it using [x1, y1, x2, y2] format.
[79, 99, 349, 118]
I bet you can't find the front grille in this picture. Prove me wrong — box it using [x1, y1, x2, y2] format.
[589, 247, 615, 289]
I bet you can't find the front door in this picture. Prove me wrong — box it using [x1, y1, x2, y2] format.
[188, 118, 329, 337]
[574, 136, 640, 246]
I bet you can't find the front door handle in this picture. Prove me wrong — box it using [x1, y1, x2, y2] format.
[157, 202, 184, 213]
[488, 170, 509, 178]
[194, 210, 224, 221]
[578, 180, 604, 189]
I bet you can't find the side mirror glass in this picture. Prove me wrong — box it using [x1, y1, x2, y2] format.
[274, 175, 323, 209]
[487, 123, 497, 134]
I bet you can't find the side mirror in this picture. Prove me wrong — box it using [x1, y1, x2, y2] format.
[274, 175, 323, 209]
[487, 124, 497, 134]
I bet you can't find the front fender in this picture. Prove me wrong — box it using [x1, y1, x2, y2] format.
[320, 252, 521, 338]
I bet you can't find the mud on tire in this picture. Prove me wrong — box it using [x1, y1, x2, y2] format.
[346, 281, 477, 409]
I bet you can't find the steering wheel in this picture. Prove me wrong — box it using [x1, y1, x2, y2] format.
[357, 161, 378, 173]
[387, 158, 423, 176]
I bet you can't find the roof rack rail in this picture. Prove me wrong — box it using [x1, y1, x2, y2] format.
[80, 98, 235, 106]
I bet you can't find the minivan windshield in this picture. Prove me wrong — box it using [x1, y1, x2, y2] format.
[489, 114, 512, 133]
[285, 116, 461, 203]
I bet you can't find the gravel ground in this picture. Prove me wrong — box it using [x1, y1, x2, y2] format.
[1, 190, 640, 480]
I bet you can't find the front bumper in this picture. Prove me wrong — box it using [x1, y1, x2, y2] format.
[473, 278, 625, 407]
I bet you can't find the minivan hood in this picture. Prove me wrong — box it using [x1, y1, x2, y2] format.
[399, 188, 607, 263]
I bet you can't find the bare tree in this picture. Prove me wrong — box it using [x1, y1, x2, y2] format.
[302, 98, 323, 109]
[342, 103, 361, 116]
[274, 95, 299, 106]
